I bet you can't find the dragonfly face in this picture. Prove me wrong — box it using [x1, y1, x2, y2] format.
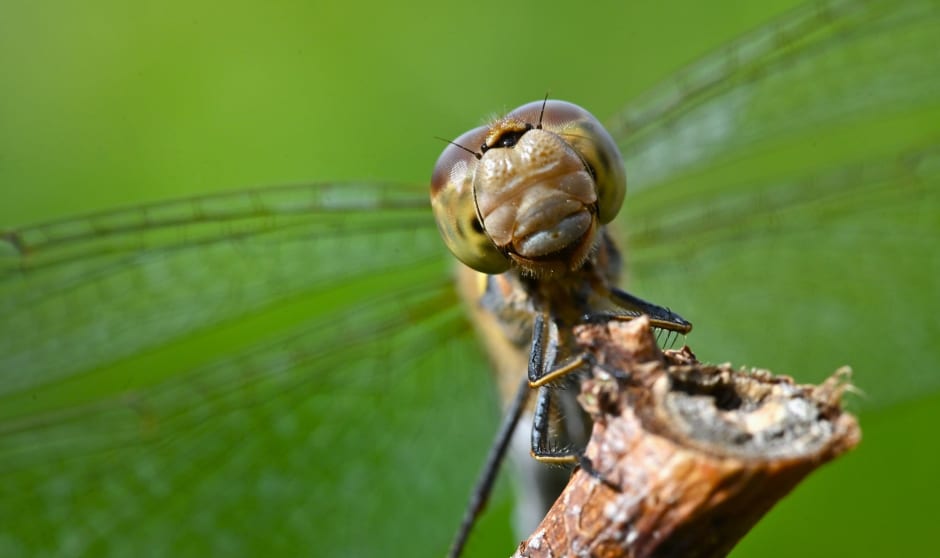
[430, 100, 625, 276]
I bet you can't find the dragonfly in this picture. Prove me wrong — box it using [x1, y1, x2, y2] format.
[430, 98, 694, 556]
[1, 1, 938, 557]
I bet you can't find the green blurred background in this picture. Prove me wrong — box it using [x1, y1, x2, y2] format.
[2, 1, 938, 557]
[0, 0, 808, 224]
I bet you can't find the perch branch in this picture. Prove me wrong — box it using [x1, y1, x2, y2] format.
[514, 317, 860, 558]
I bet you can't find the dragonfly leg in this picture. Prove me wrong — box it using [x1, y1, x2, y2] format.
[523, 314, 626, 507]
[526, 312, 596, 464]
[530, 385, 579, 464]
[609, 286, 692, 334]
[529, 384, 621, 482]
[528, 312, 593, 388]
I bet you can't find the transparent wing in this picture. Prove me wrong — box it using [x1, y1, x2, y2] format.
[606, 1, 939, 556]
[0, 183, 504, 556]
[2, 182, 437, 394]
[613, 0, 940, 409]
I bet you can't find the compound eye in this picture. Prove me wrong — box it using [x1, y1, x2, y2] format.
[506, 100, 626, 224]
[430, 126, 511, 274]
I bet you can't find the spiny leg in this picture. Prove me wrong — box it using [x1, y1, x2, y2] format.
[530, 380, 614, 489]
[527, 312, 593, 464]
[528, 312, 592, 388]
[609, 286, 692, 334]
[450, 312, 600, 557]
[528, 315, 628, 489]
[530, 385, 578, 463]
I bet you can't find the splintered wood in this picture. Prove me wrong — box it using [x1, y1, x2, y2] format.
[515, 316, 860, 558]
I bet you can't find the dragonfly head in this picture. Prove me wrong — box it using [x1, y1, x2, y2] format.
[431, 100, 626, 277]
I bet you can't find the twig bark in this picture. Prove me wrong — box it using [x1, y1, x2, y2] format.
[514, 317, 860, 558]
